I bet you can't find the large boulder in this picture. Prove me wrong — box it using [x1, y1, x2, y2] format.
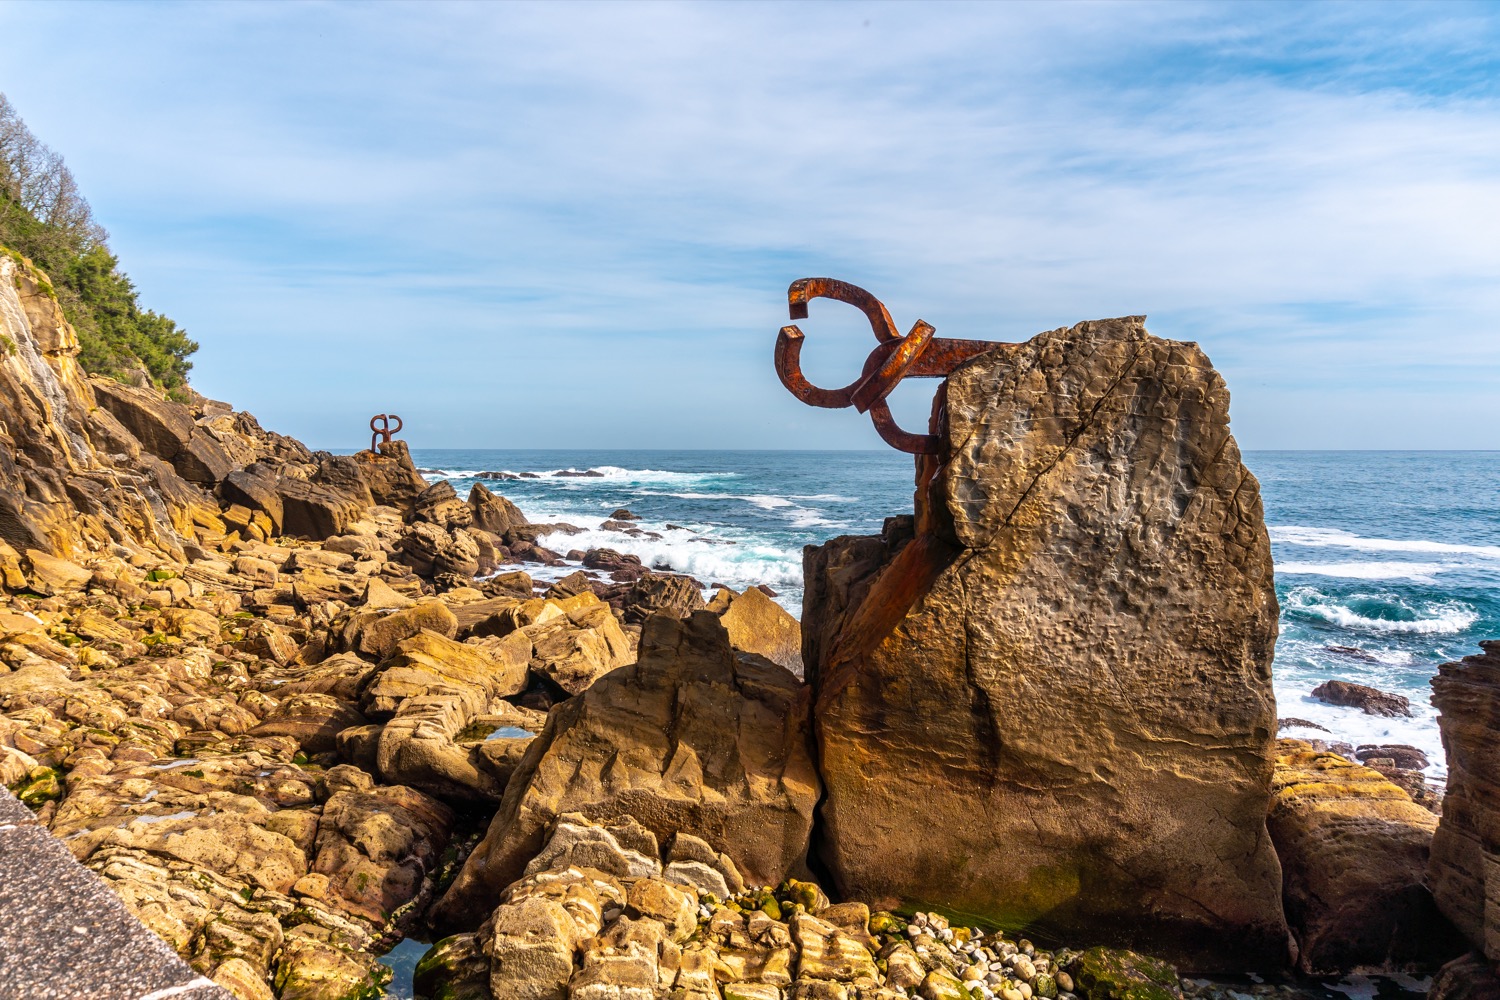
[1430, 641, 1500, 959]
[276, 477, 369, 541]
[1268, 740, 1460, 973]
[354, 439, 428, 512]
[801, 317, 1288, 970]
[430, 611, 820, 932]
[710, 586, 802, 676]
[469, 482, 529, 535]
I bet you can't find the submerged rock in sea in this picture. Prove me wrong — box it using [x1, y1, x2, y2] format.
[429, 611, 819, 932]
[802, 316, 1288, 970]
[1430, 640, 1500, 962]
[1310, 679, 1414, 718]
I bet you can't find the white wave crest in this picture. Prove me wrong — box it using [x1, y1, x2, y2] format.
[1270, 525, 1500, 560]
[1283, 587, 1478, 634]
[1277, 561, 1447, 583]
[534, 525, 806, 591]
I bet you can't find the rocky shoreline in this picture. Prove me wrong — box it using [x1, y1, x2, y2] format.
[4, 248, 1500, 999]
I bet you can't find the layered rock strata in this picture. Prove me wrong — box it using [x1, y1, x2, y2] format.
[1268, 739, 1459, 973]
[1430, 641, 1500, 965]
[802, 317, 1288, 970]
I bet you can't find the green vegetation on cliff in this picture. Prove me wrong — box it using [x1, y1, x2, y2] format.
[0, 92, 196, 393]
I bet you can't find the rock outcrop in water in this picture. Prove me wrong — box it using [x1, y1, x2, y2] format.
[1429, 640, 1500, 989]
[802, 317, 1288, 970]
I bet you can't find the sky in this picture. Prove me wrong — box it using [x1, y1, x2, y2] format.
[0, 1, 1497, 451]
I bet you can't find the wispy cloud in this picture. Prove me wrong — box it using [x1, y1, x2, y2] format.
[1, 0, 1496, 448]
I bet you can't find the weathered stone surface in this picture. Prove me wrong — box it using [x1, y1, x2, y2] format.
[1268, 740, 1460, 973]
[802, 318, 1287, 970]
[712, 586, 802, 676]
[354, 439, 427, 512]
[469, 482, 530, 535]
[622, 573, 706, 624]
[276, 477, 369, 541]
[430, 612, 819, 932]
[522, 597, 633, 695]
[342, 600, 459, 662]
[1431, 641, 1500, 960]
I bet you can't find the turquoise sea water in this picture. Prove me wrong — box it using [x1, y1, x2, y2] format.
[409, 449, 1500, 777]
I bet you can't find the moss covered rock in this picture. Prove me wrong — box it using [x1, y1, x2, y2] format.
[1069, 947, 1181, 1000]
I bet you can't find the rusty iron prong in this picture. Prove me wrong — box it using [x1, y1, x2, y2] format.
[775, 326, 863, 409]
[788, 278, 900, 343]
[868, 398, 939, 454]
[851, 320, 936, 414]
[369, 413, 404, 454]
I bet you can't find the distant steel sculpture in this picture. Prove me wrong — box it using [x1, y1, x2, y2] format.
[773, 278, 1006, 454]
[369, 413, 404, 453]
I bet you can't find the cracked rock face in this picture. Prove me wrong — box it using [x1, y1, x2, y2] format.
[802, 317, 1288, 971]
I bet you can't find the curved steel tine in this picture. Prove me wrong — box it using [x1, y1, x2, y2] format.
[389, 414, 403, 434]
[868, 398, 939, 454]
[787, 278, 900, 343]
[850, 320, 936, 414]
[774, 325, 864, 409]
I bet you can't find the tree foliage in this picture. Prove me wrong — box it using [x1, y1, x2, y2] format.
[0, 92, 196, 391]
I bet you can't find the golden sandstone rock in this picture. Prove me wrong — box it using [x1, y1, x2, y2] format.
[802, 317, 1287, 970]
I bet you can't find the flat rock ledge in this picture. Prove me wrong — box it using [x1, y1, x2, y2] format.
[0, 786, 232, 1000]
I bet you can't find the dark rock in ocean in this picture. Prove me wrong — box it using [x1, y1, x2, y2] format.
[1311, 679, 1413, 717]
[599, 519, 636, 531]
[1279, 717, 1332, 733]
[609, 508, 639, 520]
[1356, 744, 1430, 770]
[801, 316, 1288, 970]
[1325, 644, 1381, 663]
[1269, 739, 1462, 974]
[553, 469, 604, 478]
[1430, 640, 1500, 959]
[582, 548, 643, 573]
[755, 584, 778, 598]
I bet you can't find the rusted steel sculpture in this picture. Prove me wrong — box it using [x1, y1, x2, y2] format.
[774, 278, 1005, 454]
[369, 413, 404, 453]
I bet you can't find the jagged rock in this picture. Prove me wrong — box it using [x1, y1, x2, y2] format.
[90, 378, 196, 467]
[1431, 641, 1500, 960]
[801, 317, 1288, 969]
[354, 440, 427, 512]
[248, 693, 369, 755]
[430, 612, 819, 932]
[221, 468, 285, 534]
[1430, 952, 1500, 1000]
[23, 549, 92, 594]
[341, 600, 459, 662]
[1268, 740, 1461, 973]
[469, 482, 529, 535]
[412, 480, 473, 530]
[521, 596, 633, 695]
[276, 477, 369, 541]
[710, 586, 802, 676]
[1311, 679, 1413, 718]
[622, 573, 706, 624]
[399, 520, 481, 578]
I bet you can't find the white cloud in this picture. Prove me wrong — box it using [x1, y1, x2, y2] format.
[0, 0, 1497, 448]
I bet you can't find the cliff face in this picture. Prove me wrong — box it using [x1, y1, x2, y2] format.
[0, 251, 418, 588]
[0, 250, 205, 564]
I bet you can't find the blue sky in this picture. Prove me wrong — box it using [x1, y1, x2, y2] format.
[1, 1, 1497, 450]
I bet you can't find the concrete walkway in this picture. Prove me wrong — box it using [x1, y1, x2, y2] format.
[0, 788, 231, 1000]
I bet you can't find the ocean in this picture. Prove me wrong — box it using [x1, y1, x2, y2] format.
[409, 448, 1500, 779]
